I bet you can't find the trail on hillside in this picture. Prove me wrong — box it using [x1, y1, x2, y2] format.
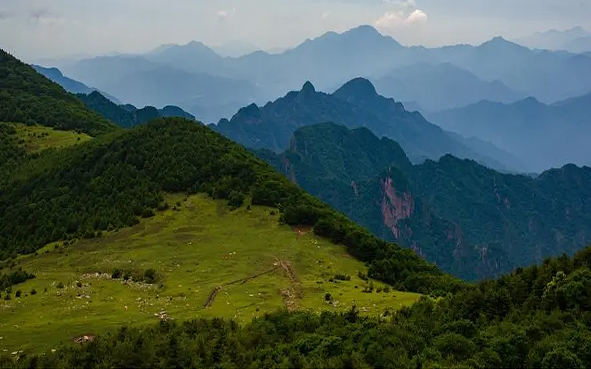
[276, 259, 302, 311]
[203, 266, 281, 308]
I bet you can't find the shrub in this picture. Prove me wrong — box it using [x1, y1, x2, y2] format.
[325, 293, 332, 301]
[56, 282, 64, 289]
[76, 282, 83, 288]
[334, 273, 351, 281]
[30, 289, 37, 295]
[144, 269, 157, 284]
[111, 269, 122, 279]
[15, 290, 22, 298]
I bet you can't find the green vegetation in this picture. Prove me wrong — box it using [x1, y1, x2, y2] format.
[0, 269, 35, 291]
[0, 49, 115, 136]
[0, 123, 26, 173]
[0, 194, 419, 352]
[0, 118, 458, 294]
[259, 122, 591, 281]
[4, 246, 591, 368]
[11, 123, 91, 152]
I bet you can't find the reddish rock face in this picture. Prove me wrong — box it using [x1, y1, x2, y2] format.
[380, 176, 413, 238]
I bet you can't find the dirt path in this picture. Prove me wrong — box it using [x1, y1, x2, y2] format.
[276, 259, 302, 311]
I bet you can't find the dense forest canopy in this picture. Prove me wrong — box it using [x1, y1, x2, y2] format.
[259, 123, 591, 281]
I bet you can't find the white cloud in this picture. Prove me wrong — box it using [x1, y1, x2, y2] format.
[374, 0, 427, 29]
[322, 11, 330, 20]
[406, 9, 427, 24]
[217, 7, 236, 19]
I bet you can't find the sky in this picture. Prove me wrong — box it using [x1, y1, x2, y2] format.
[1, 0, 590, 62]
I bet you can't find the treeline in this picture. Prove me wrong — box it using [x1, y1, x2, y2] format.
[0, 118, 458, 295]
[6, 245, 591, 368]
[0, 49, 115, 136]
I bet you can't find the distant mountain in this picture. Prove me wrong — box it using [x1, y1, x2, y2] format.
[515, 27, 591, 53]
[373, 62, 524, 112]
[77, 91, 194, 128]
[211, 40, 260, 57]
[430, 92, 591, 172]
[431, 37, 591, 102]
[259, 122, 591, 280]
[214, 78, 514, 171]
[58, 25, 591, 124]
[0, 49, 115, 136]
[62, 55, 264, 123]
[32, 65, 122, 104]
[145, 41, 236, 77]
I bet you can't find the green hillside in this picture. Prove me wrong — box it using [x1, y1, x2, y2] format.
[8, 243, 591, 368]
[12, 123, 92, 152]
[0, 118, 458, 290]
[0, 49, 115, 136]
[259, 123, 591, 280]
[0, 193, 420, 352]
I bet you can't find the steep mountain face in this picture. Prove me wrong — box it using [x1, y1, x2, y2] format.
[430, 92, 591, 172]
[31, 65, 122, 104]
[373, 63, 524, 112]
[215, 79, 509, 170]
[259, 123, 591, 280]
[77, 91, 194, 128]
[0, 49, 115, 136]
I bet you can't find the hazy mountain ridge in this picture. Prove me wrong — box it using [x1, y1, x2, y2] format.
[214, 78, 515, 171]
[373, 62, 525, 112]
[76, 91, 195, 128]
[515, 27, 591, 53]
[430, 92, 591, 172]
[52, 25, 591, 125]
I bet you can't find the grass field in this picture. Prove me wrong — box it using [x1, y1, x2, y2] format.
[0, 194, 421, 353]
[12, 123, 91, 152]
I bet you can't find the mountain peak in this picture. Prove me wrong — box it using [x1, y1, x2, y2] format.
[480, 36, 526, 50]
[301, 81, 316, 94]
[333, 77, 377, 100]
[347, 25, 381, 36]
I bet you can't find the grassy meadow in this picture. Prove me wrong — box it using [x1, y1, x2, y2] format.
[0, 194, 421, 353]
[12, 123, 91, 152]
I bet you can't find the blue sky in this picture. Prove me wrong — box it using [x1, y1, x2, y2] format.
[1, 0, 590, 61]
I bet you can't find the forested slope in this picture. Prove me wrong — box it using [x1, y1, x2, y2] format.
[0, 118, 457, 294]
[0, 49, 115, 136]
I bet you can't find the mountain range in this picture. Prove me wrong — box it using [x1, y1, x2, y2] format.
[515, 27, 591, 53]
[258, 122, 591, 280]
[77, 91, 195, 128]
[45, 25, 591, 124]
[430, 93, 591, 173]
[213, 78, 517, 171]
[372, 62, 524, 112]
[32, 65, 122, 104]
